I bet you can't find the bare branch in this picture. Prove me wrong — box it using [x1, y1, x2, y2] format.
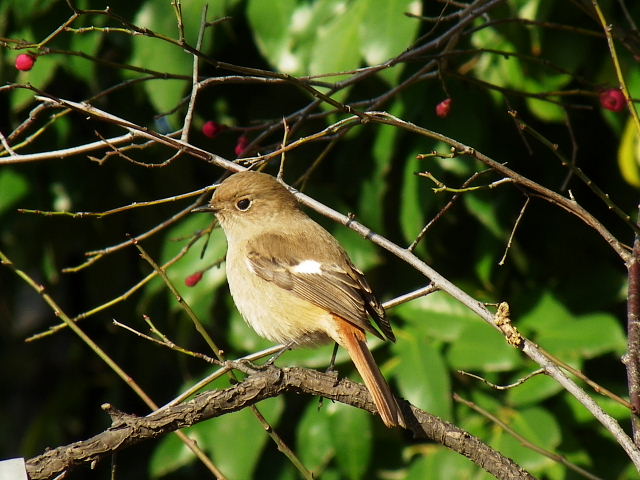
[25, 365, 535, 480]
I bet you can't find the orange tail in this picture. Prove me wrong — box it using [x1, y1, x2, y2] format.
[334, 317, 405, 428]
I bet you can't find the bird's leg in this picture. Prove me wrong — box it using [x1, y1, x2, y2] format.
[317, 343, 341, 411]
[264, 341, 295, 366]
[326, 342, 339, 373]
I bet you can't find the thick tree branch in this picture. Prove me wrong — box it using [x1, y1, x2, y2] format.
[626, 231, 640, 444]
[26, 365, 533, 480]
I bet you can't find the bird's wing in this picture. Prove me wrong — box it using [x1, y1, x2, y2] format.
[245, 231, 393, 341]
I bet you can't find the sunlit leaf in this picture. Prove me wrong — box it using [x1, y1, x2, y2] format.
[309, 0, 364, 82]
[358, 0, 422, 84]
[161, 215, 228, 321]
[491, 406, 560, 472]
[447, 320, 522, 372]
[394, 291, 476, 342]
[506, 370, 563, 407]
[393, 335, 452, 420]
[520, 292, 626, 360]
[618, 117, 640, 187]
[247, 0, 297, 72]
[130, 0, 218, 125]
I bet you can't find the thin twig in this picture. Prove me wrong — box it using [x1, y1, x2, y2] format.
[19, 184, 217, 218]
[408, 168, 496, 252]
[26, 228, 216, 342]
[508, 110, 637, 235]
[457, 368, 546, 390]
[538, 348, 633, 410]
[132, 239, 223, 360]
[113, 317, 218, 364]
[592, 0, 640, 137]
[277, 118, 290, 181]
[0, 248, 226, 479]
[180, 4, 208, 145]
[454, 393, 604, 480]
[498, 196, 530, 266]
[132, 240, 313, 479]
[367, 111, 631, 263]
[285, 147, 640, 468]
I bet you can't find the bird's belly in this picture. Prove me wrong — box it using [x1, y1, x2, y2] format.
[226, 254, 336, 346]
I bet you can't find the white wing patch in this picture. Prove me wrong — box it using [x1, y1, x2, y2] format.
[245, 257, 258, 274]
[291, 259, 323, 274]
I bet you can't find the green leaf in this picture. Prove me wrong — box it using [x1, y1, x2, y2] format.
[7, 0, 58, 23]
[520, 292, 626, 360]
[130, 0, 216, 125]
[151, 396, 284, 477]
[10, 48, 59, 112]
[66, 25, 103, 85]
[393, 335, 452, 420]
[128, 53, 186, 127]
[447, 320, 522, 372]
[471, 29, 525, 91]
[309, 0, 364, 83]
[506, 370, 563, 406]
[618, 117, 640, 187]
[246, 0, 297, 72]
[524, 73, 571, 123]
[328, 402, 372, 480]
[473, 235, 500, 288]
[248, 0, 352, 76]
[358, 100, 406, 231]
[518, 291, 571, 333]
[536, 311, 626, 359]
[161, 216, 228, 321]
[150, 428, 201, 477]
[491, 406, 560, 472]
[203, 396, 284, 478]
[399, 150, 432, 246]
[0, 168, 29, 216]
[331, 226, 380, 272]
[406, 447, 475, 479]
[463, 192, 503, 239]
[393, 291, 476, 342]
[565, 390, 631, 425]
[358, 0, 422, 84]
[296, 400, 334, 474]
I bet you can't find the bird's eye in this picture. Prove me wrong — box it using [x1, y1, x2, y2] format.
[236, 198, 252, 211]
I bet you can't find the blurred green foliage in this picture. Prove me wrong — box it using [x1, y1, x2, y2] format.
[1, 0, 640, 479]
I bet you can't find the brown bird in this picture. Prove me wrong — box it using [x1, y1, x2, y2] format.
[196, 171, 404, 428]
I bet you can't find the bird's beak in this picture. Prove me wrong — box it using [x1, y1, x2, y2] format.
[191, 205, 218, 214]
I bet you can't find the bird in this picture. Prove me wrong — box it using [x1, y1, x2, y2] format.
[195, 170, 404, 428]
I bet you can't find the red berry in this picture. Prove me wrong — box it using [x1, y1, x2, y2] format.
[599, 88, 626, 112]
[185, 271, 203, 287]
[202, 121, 224, 138]
[15, 54, 36, 71]
[435, 98, 452, 118]
[235, 134, 250, 156]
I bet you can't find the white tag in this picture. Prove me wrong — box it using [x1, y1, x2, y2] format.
[0, 458, 28, 480]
